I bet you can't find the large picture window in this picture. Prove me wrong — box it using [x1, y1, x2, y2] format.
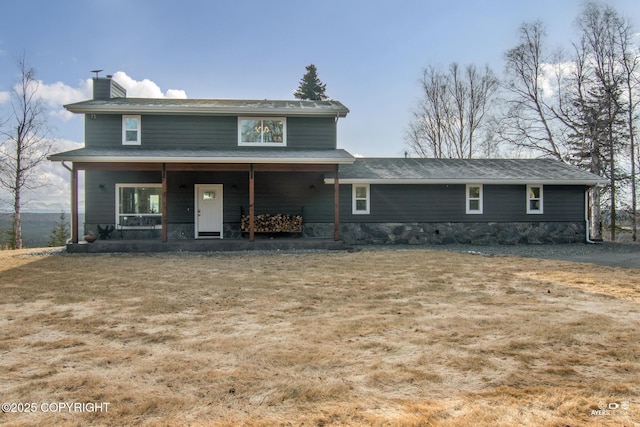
[122, 115, 141, 145]
[466, 184, 483, 214]
[116, 184, 162, 228]
[238, 117, 286, 146]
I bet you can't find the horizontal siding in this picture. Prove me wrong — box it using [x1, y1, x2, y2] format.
[340, 184, 586, 223]
[287, 117, 336, 149]
[84, 170, 333, 226]
[84, 114, 336, 150]
[85, 115, 121, 148]
[84, 172, 587, 228]
[144, 116, 237, 149]
[85, 170, 162, 224]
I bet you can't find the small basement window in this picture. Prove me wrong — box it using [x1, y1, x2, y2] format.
[352, 184, 370, 214]
[466, 184, 483, 214]
[122, 115, 141, 145]
[527, 185, 544, 214]
[238, 117, 286, 146]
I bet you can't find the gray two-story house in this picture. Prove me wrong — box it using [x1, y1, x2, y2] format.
[49, 76, 605, 249]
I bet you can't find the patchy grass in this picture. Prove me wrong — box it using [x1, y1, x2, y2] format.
[0, 247, 639, 426]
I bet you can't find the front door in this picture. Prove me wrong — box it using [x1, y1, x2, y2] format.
[195, 184, 223, 239]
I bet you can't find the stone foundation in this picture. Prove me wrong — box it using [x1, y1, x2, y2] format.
[85, 221, 586, 245]
[337, 222, 586, 245]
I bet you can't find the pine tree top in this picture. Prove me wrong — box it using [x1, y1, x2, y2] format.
[294, 64, 328, 101]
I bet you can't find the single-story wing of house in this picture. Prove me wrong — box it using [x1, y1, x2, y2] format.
[48, 76, 606, 249]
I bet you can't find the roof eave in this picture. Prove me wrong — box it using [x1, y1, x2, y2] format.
[63, 104, 349, 117]
[324, 178, 607, 186]
[48, 155, 355, 165]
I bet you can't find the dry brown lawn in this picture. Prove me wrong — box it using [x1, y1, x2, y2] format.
[0, 247, 639, 426]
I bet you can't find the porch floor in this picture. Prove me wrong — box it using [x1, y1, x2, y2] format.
[66, 238, 350, 253]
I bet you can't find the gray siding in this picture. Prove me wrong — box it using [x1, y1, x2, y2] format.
[85, 170, 162, 224]
[85, 170, 587, 232]
[85, 170, 333, 227]
[339, 184, 586, 223]
[84, 115, 336, 150]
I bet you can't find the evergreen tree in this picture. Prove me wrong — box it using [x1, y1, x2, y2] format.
[47, 212, 70, 247]
[294, 64, 328, 101]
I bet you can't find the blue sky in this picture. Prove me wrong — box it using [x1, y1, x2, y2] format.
[1, 0, 640, 211]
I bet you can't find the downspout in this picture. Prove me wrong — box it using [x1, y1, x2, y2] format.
[585, 187, 595, 244]
[61, 161, 74, 244]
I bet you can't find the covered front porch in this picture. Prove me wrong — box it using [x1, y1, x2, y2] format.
[64, 160, 345, 245]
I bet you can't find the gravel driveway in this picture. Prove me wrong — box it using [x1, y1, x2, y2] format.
[426, 241, 640, 269]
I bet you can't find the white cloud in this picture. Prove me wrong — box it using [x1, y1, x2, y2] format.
[30, 78, 92, 121]
[165, 88, 188, 99]
[538, 61, 576, 99]
[111, 71, 188, 98]
[5, 72, 188, 121]
[0, 138, 85, 213]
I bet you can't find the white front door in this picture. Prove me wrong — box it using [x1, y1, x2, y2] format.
[195, 184, 223, 239]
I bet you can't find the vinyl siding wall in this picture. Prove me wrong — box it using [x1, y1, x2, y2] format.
[86, 170, 587, 229]
[339, 184, 586, 223]
[85, 170, 333, 227]
[84, 115, 336, 149]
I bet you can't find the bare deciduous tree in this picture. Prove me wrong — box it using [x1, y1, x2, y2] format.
[407, 63, 498, 158]
[0, 54, 52, 249]
[571, 1, 628, 241]
[616, 16, 640, 241]
[499, 21, 567, 160]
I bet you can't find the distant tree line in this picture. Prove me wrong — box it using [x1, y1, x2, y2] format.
[406, 1, 640, 242]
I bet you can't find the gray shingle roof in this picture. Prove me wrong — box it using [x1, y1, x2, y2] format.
[64, 98, 350, 117]
[48, 147, 355, 164]
[329, 158, 606, 185]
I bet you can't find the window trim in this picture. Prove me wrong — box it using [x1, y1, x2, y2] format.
[238, 117, 287, 147]
[115, 183, 163, 228]
[122, 115, 141, 145]
[526, 184, 544, 214]
[466, 184, 483, 214]
[352, 184, 370, 215]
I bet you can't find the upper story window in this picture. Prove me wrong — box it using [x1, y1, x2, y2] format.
[122, 115, 141, 145]
[466, 184, 483, 214]
[527, 185, 544, 214]
[352, 184, 370, 214]
[238, 118, 286, 146]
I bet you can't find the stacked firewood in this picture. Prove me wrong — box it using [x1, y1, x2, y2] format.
[241, 213, 303, 233]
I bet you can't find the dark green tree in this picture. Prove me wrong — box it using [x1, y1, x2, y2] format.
[47, 212, 70, 247]
[294, 64, 328, 101]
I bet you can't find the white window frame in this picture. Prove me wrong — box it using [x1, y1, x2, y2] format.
[122, 115, 141, 145]
[526, 184, 544, 214]
[115, 184, 162, 228]
[466, 184, 483, 214]
[352, 184, 370, 215]
[238, 117, 287, 147]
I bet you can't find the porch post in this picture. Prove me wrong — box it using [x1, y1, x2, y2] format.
[162, 163, 168, 242]
[71, 163, 78, 243]
[249, 164, 255, 242]
[334, 164, 340, 241]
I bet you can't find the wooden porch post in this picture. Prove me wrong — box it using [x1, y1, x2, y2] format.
[249, 164, 255, 242]
[334, 164, 340, 241]
[162, 163, 168, 242]
[71, 164, 79, 243]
